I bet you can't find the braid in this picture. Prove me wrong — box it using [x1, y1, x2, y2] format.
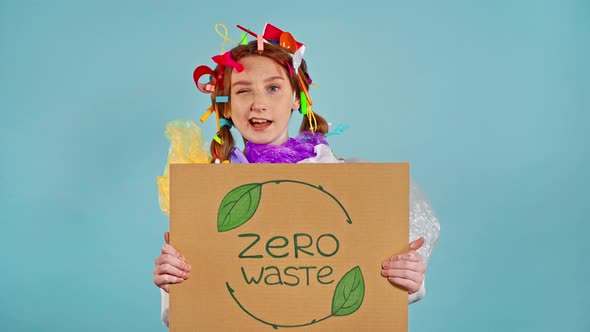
[209, 124, 235, 163]
[294, 65, 328, 135]
[208, 61, 234, 163]
[299, 111, 329, 135]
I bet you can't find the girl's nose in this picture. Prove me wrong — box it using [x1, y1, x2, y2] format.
[250, 93, 267, 112]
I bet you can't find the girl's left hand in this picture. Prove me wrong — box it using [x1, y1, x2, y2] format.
[381, 237, 426, 294]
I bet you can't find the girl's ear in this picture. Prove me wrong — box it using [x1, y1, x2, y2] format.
[292, 92, 300, 111]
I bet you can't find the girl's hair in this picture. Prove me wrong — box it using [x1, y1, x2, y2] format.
[209, 40, 328, 162]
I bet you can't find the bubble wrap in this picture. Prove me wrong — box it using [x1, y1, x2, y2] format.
[409, 179, 440, 267]
[344, 158, 440, 266]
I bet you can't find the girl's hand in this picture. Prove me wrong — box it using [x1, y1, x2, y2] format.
[153, 231, 191, 293]
[381, 237, 426, 294]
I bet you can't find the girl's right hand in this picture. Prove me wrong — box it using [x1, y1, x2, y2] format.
[153, 231, 191, 293]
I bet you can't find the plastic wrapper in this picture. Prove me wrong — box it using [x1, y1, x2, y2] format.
[157, 119, 210, 216]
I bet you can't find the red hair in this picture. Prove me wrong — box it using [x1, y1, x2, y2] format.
[208, 41, 328, 163]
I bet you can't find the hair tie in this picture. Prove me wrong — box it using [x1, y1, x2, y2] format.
[220, 118, 233, 129]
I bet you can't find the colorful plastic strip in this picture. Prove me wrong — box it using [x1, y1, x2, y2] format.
[214, 104, 221, 131]
[219, 118, 233, 129]
[300, 91, 308, 115]
[200, 107, 214, 123]
[215, 24, 240, 52]
[212, 51, 244, 72]
[325, 124, 350, 137]
[239, 33, 248, 45]
[307, 108, 318, 132]
[297, 72, 313, 105]
[237, 25, 259, 38]
[193, 65, 216, 94]
[257, 34, 264, 52]
[285, 61, 294, 77]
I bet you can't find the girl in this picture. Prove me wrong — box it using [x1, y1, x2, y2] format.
[153, 29, 440, 327]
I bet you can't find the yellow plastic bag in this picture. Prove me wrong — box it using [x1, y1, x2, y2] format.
[157, 119, 210, 216]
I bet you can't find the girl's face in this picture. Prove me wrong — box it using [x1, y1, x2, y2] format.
[229, 55, 299, 146]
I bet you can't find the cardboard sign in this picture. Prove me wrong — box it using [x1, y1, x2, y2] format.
[170, 163, 409, 331]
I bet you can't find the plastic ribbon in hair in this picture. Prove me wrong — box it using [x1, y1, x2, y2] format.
[219, 118, 233, 129]
[325, 124, 350, 137]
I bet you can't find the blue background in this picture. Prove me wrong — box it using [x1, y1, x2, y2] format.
[1, 0, 588, 331]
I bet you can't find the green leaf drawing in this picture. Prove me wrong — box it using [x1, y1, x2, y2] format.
[217, 183, 262, 232]
[218, 179, 352, 234]
[331, 266, 365, 316]
[226, 265, 365, 328]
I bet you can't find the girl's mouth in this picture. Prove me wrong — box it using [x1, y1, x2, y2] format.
[249, 118, 272, 130]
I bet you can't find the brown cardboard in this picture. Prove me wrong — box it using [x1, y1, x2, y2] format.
[170, 163, 409, 331]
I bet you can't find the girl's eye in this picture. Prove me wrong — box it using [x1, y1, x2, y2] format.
[236, 89, 249, 94]
[268, 85, 279, 92]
